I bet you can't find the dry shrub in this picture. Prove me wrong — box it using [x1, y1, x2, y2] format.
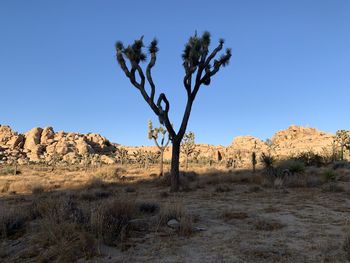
[33, 220, 96, 262]
[86, 177, 107, 189]
[79, 188, 112, 201]
[215, 184, 232, 192]
[159, 201, 194, 237]
[248, 185, 262, 193]
[305, 175, 323, 188]
[344, 223, 350, 260]
[90, 199, 137, 246]
[31, 184, 45, 195]
[323, 183, 345, 193]
[160, 191, 169, 198]
[125, 186, 136, 193]
[254, 219, 284, 231]
[0, 206, 30, 239]
[138, 201, 159, 214]
[283, 175, 307, 188]
[178, 215, 193, 237]
[0, 166, 20, 176]
[221, 210, 248, 221]
[273, 177, 284, 189]
[0, 181, 11, 193]
[8, 181, 32, 193]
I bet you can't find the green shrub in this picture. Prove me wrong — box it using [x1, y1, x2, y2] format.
[294, 151, 326, 167]
[277, 159, 305, 174]
[323, 169, 337, 182]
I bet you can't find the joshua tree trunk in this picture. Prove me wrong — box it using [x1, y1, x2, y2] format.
[340, 145, 344, 161]
[159, 150, 164, 176]
[170, 140, 181, 191]
[185, 153, 188, 170]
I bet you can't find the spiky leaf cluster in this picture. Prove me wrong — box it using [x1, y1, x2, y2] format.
[148, 120, 169, 149]
[116, 36, 159, 66]
[182, 32, 231, 74]
[181, 131, 196, 156]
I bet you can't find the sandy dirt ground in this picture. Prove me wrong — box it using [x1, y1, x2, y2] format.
[0, 165, 350, 263]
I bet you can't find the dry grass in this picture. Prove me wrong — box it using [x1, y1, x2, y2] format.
[221, 210, 249, 221]
[254, 218, 285, 231]
[0, 206, 30, 239]
[158, 201, 194, 237]
[0, 164, 349, 262]
[344, 223, 350, 260]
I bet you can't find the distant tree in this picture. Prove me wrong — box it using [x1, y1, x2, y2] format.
[181, 132, 196, 170]
[251, 152, 257, 173]
[116, 147, 129, 165]
[115, 32, 231, 191]
[335, 130, 350, 160]
[148, 120, 170, 176]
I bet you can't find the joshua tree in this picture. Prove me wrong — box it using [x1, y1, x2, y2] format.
[116, 147, 129, 165]
[260, 153, 275, 178]
[115, 32, 231, 191]
[148, 120, 170, 176]
[133, 149, 147, 168]
[251, 152, 257, 173]
[335, 130, 350, 160]
[181, 132, 196, 170]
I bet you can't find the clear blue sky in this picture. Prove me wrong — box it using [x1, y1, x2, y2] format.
[1, 1, 349, 146]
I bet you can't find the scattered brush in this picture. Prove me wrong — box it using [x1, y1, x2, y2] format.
[90, 199, 137, 246]
[215, 184, 232, 193]
[221, 210, 248, 221]
[158, 201, 194, 237]
[344, 223, 350, 260]
[254, 219, 284, 231]
[138, 201, 160, 214]
[323, 169, 337, 182]
[31, 184, 45, 195]
[0, 206, 30, 239]
[125, 186, 136, 193]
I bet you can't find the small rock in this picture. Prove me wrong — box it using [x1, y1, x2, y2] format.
[194, 226, 207, 232]
[167, 219, 180, 229]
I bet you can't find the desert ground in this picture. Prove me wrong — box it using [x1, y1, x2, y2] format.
[1, 162, 350, 263]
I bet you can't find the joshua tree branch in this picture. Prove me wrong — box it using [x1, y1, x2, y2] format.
[146, 52, 156, 101]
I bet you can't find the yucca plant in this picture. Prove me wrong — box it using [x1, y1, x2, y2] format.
[260, 153, 276, 178]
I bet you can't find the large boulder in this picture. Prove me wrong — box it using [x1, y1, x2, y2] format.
[0, 125, 23, 148]
[76, 138, 94, 155]
[6, 134, 25, 149]
[24, 127, 43, 152]
[40, 127, 55, 144]
[100, 155, 116, 164]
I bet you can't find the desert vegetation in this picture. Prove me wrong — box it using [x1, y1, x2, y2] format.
[1, 138, 350, 262]
[1, 27, 350, 263]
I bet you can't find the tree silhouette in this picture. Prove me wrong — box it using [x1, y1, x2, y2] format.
[115, 31, 231, 191]
[148, 120, 170, 176]
[181, 131, 196, 170]
[335, 130, 350, 160]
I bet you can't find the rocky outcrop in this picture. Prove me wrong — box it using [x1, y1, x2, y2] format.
[0, 124, 341, 168]
[226, 125, 337, 167]
[0, 125, 117, 165]
[271, 125, 334, 158]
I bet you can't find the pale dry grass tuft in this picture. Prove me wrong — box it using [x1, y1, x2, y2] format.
[344, 222, 350, 260]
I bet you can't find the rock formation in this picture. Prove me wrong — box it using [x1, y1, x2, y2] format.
[0, 124, 342, 167]
[0, 125, 117, 165]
